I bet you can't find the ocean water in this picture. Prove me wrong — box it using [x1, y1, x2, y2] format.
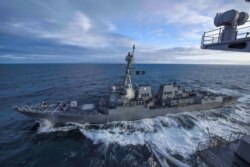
[0, 64, 250, 167]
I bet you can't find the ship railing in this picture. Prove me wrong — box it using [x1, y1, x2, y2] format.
[201, 20, 250, 46]
[197, 131, 246, 152]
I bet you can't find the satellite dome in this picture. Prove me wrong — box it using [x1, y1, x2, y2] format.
[238, 12, 249, 25]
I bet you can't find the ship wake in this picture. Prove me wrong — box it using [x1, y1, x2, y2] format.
[37, 119, 78, 133]
[36, 91, 250, 159]
[79, 103, 249, 158]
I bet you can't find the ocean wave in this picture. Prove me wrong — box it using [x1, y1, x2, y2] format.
[35, 92, 250, 159]
[37, 119, 78, 133]
[77, 103, 249, 158]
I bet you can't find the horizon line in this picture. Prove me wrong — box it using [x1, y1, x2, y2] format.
[0, 62, 250, 66]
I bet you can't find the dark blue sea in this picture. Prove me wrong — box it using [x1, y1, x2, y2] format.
[0, 64, 250, 167]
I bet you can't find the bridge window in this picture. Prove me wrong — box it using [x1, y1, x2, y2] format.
[164, 92, 172, 95]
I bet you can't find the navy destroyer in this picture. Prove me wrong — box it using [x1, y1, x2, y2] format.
[15, 45, 236, 125]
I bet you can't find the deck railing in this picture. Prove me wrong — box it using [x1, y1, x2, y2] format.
[201, 20, 250, 46]
[197, 131, 246, 151]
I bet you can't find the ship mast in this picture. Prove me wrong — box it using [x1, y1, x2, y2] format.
[123, 45, 135, 99]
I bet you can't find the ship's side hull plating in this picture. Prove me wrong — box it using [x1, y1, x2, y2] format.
[17, 100, 234, 125]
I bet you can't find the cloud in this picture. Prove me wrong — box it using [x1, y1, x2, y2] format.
[148, 29, 169, 37]
[74, 12, 92, 32]
[0, 54, 27, 60]
[53, 11, 133, 48]
[0, 0, 249, 64]
[135, 47, 250, 65]
[141, 0, 250, 41]
[106, 23, 117, 32]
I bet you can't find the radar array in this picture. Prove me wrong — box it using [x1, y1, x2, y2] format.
[201, 9, 250, 52]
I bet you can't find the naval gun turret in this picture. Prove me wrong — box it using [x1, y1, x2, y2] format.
[201, 9, 250, 52]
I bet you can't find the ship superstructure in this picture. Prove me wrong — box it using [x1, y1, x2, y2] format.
[106, 46, 228, 110]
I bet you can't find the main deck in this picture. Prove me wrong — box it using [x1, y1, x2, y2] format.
[197, 133, 250, 167]
[16, 99, 234, 125]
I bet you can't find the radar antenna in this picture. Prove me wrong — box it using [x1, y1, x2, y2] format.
[201, 8, 250, 52]
[123, 45, 136, 99]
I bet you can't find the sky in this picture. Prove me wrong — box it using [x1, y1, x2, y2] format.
[0, 0, 250, 64]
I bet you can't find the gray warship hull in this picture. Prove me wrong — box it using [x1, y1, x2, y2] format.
[16, 99, 235, 125]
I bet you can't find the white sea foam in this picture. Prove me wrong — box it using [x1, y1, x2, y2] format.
[79, 98, 250, 158]
[238, 94, 250, 104]
[37, 120, 78, 133]
[229, 104, 250, 124]
[203, 87, 240, 96]
[37, 92, 250, 159]
[37, 119, 54, 133]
